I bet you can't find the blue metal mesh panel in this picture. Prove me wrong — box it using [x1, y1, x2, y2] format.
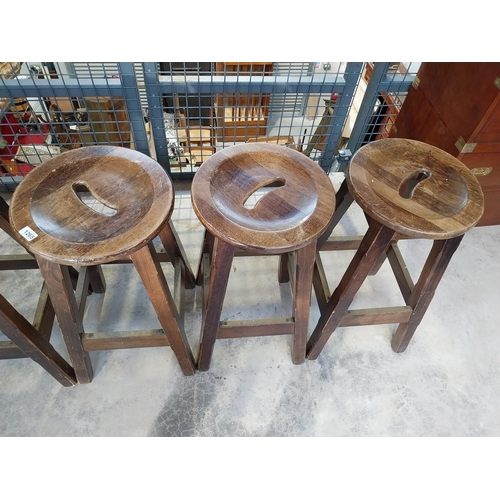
[1, 61, 418, 188]
[345, 62, 421, 154]
[0, 62, 142, 190]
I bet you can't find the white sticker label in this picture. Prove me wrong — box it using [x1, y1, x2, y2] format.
[19, 226, 38, 241]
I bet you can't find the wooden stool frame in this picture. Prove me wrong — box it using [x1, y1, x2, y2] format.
[306, 138, 484, 360]
[196, 230, 316, 371]
[0, 198, 77, 385]
[191, 143, 336, 372]
[307, 184, 464, 359]
[8, 146, 198, 383]
[34, 224, 196, 383]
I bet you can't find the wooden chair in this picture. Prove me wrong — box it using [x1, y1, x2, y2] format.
[9, 146, 197, 383]
[307, 138, 485, 360]
[191, 143, 336, 371]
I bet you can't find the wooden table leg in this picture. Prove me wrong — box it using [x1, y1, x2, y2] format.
[36, 257, 93, 383]
[130, 241, 196, 376]
[307, 220, 395, 360]
[197, 238, 234, 371]
[391, 235, 464, 353]
[292, 242, 316, 364]
[0, 294, 77, 386]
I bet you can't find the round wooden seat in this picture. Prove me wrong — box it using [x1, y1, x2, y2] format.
[307, 138, 486, 361]
[191, 143, 336, 253]
[10, 146, 174, 266]
[347, 138, 484, 239]
[8, 146, 196, 383]
[192, 143, 336, 371]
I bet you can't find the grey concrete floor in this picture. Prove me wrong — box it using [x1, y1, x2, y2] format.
[1, 173, 500, 437]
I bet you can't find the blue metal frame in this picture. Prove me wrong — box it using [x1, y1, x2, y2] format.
[0, 62, 415, 182]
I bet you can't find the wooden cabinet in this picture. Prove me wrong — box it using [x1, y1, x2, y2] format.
[390, 62, 500, 226]
[215, 62, 273, 142]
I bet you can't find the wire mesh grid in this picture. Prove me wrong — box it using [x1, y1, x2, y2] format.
[0, 62, 137, 190]
[155, 61, 366, 174]
[1, 61, 418, 189]
[351, 62, 421, 151]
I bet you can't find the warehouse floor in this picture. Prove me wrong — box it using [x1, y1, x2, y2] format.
[1, 173, 500, 437]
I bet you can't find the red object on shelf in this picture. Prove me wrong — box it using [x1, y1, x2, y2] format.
[1, 113, 49, 174]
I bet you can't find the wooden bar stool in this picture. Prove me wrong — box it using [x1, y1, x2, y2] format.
[9, 146, 197, 383]
[191, 143, 336, 371]
[307, 138, 484, 360]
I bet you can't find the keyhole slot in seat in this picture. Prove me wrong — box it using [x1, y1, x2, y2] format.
[73, 182, 118, 216]
[242, 178, 286, 209]
[399, 169, 431, 199]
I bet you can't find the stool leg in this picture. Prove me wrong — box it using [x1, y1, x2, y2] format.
[87, 265, 106, 293]
[197, 238, 235, 371]
[158, 220, 196, 290]
[278, 252, 290, 283]
[391, 235, 464, 353]
[318, 179, 354, 249]
[36, 257, 93, 383]
[307, 220, 395, 360]
[0, 294, 77, 386]
[130, 241, 196, 376]
[292, 242, 316, 364]
[196, 229, 215, 286]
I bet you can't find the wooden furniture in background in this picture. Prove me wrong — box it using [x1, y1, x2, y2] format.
[181, 126, 216, 166]
[191, 143, 336, 371]
[246, 135, 296, 149]
[84, 97, 131, 148]
[389, 62, 500, 226]
[215, 62, 273, 142]
[9, 146, 197, 383]
[307, 138, 484, 360]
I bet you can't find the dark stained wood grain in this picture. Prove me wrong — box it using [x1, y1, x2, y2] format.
[195, 230, 214, 286]
[347, 138, 484, 239]
[82, 329, 168, 350]
[292, 242, 316, 364]
[130, 242, 196, 376]
[9, 146, 175, 266]
[36, 257, 93, 383]
[193, 143, 336, 371]
[307, 219, 395, 360]
[0, 293, 76, 386]
[278, 252, 290, 283]
[0, 283, 55, 360]
[391, 235, 463, 353]
[158, 220, 196, 289]
[309, 138, 485, 360]
[197, 238, 235, 371]
[389, 63, 500, 226]
[191, 143, 336, 254]
[9, 146, 196, 380]
[217, 318, 294, 338]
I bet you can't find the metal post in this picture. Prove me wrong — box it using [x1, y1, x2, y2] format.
[344, 62, 391, 157]
[142, 62, 170, 170]
[319, 62, 364, 171]
[118, 63, 149, 157]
